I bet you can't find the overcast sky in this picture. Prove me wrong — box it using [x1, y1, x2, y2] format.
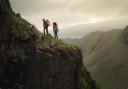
[10, 0, 128, 38]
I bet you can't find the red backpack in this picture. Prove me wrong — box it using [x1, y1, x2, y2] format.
[46, 20, 50, 26]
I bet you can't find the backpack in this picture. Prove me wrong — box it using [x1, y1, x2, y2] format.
[46, 20, 50, 26]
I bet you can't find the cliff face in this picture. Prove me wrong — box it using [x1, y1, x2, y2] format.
[121, 25, 128, 44]
[0, 0, 13, 56]
[0, 0, 98, 89]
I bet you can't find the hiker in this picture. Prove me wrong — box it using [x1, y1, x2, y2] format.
[53, 22, 59, 39]
[42, 19, 50, 35]
[29, 24, 37, 41]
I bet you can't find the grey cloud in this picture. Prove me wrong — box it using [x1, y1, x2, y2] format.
[70, 0, 128, 18]
[10, 0, 68, 15]
[10, 0, 128, 19]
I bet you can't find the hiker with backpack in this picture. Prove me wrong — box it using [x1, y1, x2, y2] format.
[42, 19, 50, 35]
[53, 22, 59, 39]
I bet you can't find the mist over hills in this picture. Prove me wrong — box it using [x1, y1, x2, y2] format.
[63, 27, 128, 89]
[60, 19, 128, 38]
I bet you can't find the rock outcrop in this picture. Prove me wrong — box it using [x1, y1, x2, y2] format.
[121, 25, 128, 44]
[0, 0, 99, 89]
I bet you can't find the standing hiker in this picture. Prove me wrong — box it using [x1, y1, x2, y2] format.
[42, 19, 50, 35]
[53, 22, 59, 39]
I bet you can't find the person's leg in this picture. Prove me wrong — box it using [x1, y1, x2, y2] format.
[54, 32, 56, 38]
[46, 27, 48, 35]
[55, 34, 57, 38]
[56, 32, 58, 39]
[55, 31, 58, 39]
[44, 27, 46, 35]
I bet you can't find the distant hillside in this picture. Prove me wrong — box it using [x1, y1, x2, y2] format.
[62, 38, 80, 45]
[77, 28, 128, 89]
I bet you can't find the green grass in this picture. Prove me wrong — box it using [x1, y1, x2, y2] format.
[81, 77, 88, 89]
[14, 16, 30, 39]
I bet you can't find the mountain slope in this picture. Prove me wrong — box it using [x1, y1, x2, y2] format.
[0, 0, 99, 89]
[78, 29, 128, 89]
